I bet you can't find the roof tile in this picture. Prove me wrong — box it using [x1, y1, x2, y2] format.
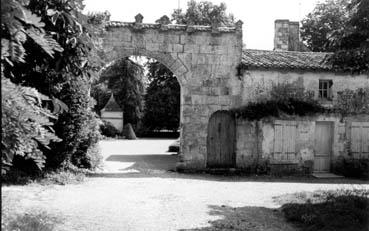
[242, 49, 333, 71]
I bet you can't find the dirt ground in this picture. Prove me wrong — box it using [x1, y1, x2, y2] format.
[2, 139, 369, 231]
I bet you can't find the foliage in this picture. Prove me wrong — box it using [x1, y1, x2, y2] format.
[282, 189, 369, 231]
[2, 212, 59, 231]
[41, 170, 85, 185]
[332, 157, 369, 179]
[232, 83, 324, 120]
[1, 0, 63, 67]
[1, 69, 61, 175]
[100, 120, 121, 137]
[330, 0, 369, 73]
[171, 0, 235, 26]
[95, 57, 145, 127]
[2, 0, 103, 171]
[1, 0, 65, 174]
[300, 0, 350, 52]
[301, 0, 369, 73]
[47, 76, 101, 169]
[142, 61, 180, 131]
[334, 87, 369, 115]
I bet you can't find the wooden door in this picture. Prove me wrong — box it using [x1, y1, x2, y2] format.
[314, 121, 333, 172]
[207, 111, 236, 168]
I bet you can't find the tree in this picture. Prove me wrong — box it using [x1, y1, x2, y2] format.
[330, 0, 369, 73]
[142, 61, 180, 131]
[94, 58, 145, 127]
[171, 0, 235, 26]
[2, 0, 103, 171]
[301, 0, 369, 73]
[1, 0, 63, 174]
[300, 0, 350, 52]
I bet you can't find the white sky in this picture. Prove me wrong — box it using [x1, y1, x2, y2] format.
[84, 0, 320, 50]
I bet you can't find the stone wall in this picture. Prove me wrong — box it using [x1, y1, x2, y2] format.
[235, 114, 369, 172]
[101, 17, 243, 170]
[235, 69, 369, 106]
[274, 19, 300, 51]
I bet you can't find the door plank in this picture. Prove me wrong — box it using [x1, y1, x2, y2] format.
[314, 122, 333, 172]
[207, 111, 235, 168]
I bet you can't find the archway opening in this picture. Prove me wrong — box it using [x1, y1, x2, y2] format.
[91, 55, 181, 173]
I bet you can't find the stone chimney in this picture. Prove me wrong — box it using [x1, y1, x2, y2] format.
[274, 19, 300, 51]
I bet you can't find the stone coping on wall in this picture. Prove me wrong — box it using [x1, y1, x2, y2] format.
[106, 21, 239, 33]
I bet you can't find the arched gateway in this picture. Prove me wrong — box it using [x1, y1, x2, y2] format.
[101, 14, 243, 170]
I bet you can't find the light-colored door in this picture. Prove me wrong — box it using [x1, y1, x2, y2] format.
[314, 121, 333, 172]
[207, 111, 236, 168]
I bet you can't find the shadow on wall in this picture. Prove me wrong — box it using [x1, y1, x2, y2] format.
[179, 205, 296, 231]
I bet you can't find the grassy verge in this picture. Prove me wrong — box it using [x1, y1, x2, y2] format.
[279, 189, 369, 231]
[2, 212, 60, 231]
[1, 166, 88, 186]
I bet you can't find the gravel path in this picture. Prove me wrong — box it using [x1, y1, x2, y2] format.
[2, 139, 368, 231]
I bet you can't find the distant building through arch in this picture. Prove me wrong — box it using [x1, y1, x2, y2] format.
[100, 93, 124, 132]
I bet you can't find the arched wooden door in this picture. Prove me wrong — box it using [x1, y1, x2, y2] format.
[207, 110, 236, 168]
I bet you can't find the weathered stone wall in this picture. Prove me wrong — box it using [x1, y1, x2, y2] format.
[101, 18, 243, 170]
[235, 114, 369, 171]
[235, 69, 369, 106]
[274, 19, 300, 51]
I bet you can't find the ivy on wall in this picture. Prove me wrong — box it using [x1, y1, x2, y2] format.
[231, 83, 368, 120]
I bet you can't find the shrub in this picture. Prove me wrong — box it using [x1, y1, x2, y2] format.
[332, 157, 369, 179]
[2, 212, 59, 231]
[282, 189, 369, 231]
[45, 76, 102, 170]
[1, 78, 61, 175]
[100, 120, 121, 137]
[41, 170, 85, 185]
[231, 82, 324, 120]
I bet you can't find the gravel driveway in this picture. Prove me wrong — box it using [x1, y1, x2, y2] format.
[2, 139, 368, 231]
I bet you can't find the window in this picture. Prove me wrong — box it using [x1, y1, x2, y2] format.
[273, 120, 297, 160]
[350, 122, 369, 158]
[319, 79, 333, 100]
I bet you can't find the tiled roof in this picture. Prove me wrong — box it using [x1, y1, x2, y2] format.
[241, 49, 334, 71]
[102, 94, 122, 112]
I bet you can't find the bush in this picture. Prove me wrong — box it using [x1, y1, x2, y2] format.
[100, 120, 121, 137]
[45, 76, 102, 170]
[333, 157, 369, 179]
[231, 82, 324, 120]
[41, 170, 85, 185]
[282, 189, 369, 231]
[1, 78, 61, 175]
[2, 212, 59, 231]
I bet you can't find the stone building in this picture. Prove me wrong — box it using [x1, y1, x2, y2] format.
[101, 16, 368, 172]
[100, 94, 124, 132]
[229, 20, 369, 174]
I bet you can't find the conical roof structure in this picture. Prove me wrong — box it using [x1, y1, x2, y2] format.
[102, 93, 122, 112]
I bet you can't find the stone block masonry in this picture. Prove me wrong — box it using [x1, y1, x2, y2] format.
[102, 15, 243, 170]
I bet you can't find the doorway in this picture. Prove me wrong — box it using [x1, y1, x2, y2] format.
[314, 121, 333, 172]
[207, 110, 236, 168]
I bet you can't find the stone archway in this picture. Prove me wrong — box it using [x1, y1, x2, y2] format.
[101, 14, 243, 170]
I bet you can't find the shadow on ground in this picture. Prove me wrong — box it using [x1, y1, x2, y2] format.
[179, 205, 296, 231]
[106, 154, 178, 172]
[89, 154, 368, 184]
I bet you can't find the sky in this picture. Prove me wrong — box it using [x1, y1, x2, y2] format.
[83, 0, 320, 50]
